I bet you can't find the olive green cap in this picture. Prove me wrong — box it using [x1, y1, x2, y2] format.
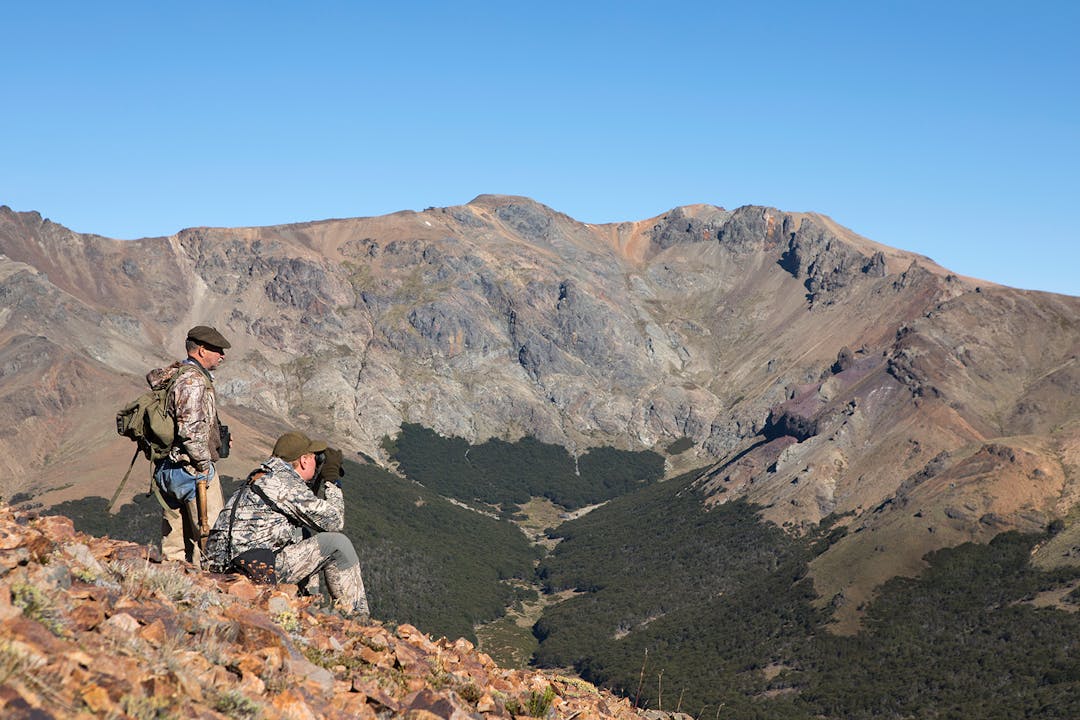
[272, 431, 328, 462]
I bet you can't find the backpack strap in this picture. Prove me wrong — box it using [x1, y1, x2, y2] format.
[179, 358, 213, 384]
[223, 486, 249, 566]
[171, 361, 225, 465]
[164, 362, 204, 417]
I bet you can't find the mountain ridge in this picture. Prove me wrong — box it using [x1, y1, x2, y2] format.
[1, 195, 1077, 630]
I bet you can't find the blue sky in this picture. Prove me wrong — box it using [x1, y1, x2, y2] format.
[3, 2, 1077, 295]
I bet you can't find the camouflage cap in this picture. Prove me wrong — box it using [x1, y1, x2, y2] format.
[186, 325, 231, 349]
[272, 431, 329, 462]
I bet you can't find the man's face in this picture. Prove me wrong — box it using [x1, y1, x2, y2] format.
[195, 344, 226, 371]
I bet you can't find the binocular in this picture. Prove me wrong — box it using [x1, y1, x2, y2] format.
[219, 424, 231, 458]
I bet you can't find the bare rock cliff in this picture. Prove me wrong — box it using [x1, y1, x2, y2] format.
[2, 197, 976, 497]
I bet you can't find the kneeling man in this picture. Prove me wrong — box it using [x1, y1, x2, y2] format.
[206, 431, 368, 617]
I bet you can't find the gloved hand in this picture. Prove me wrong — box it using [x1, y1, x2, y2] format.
[317, 447, 345, 488]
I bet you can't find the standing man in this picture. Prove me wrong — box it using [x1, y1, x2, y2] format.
[205, 431, 369, 618]
[147, 325, 231, 565]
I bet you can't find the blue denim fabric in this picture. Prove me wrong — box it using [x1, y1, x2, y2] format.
[154, 460, 215, 508]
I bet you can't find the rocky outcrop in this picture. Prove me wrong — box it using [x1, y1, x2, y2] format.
[648, 206, 732, 252]
[694, 297, 1080, 630]
[778, 221, 887, 305]
[716, 205, 791, 253]
[0, 502, 661, 719]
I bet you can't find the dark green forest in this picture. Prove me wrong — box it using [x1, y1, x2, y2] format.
[794, 532, 1080, 719]
[338, 458, 540, 640]
[532, 470, 1080, 719]
[533, 472, 824, 717]
[382, 422, 665, 511]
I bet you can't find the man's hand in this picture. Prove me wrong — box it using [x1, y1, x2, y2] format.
[318, 447, 344, 487]
[310, 447, 344, 498]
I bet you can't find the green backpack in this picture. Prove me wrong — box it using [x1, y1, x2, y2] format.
[116, 364, 203, 461]
[111, 366, 196, 512]
[116, 381, 179, 463]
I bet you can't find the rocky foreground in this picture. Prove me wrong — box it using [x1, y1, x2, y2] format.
[0, 504, 677, 720]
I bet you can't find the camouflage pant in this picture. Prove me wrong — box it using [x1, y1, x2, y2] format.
[276, 533, 369, 617]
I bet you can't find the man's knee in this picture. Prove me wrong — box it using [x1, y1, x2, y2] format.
[315, 532, 358, 568]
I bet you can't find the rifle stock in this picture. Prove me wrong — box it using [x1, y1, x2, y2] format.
[196, 478, 209, 551]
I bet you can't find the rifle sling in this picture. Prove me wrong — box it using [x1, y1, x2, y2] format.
[107, 448, 142, 514]
[223, 471, 288, 565]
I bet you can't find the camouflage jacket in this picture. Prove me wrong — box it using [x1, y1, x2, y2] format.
[146, 359, 221, 474]
[205, 456, 345, 569]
